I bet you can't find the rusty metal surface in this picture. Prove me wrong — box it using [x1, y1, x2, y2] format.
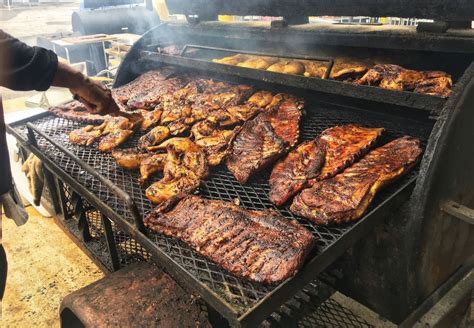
[60, 263, 211, 328]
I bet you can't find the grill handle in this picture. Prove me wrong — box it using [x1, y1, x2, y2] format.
[441, 200, 474, 225]
[25, 123, 144, 230]
[179, 44, 335, 79]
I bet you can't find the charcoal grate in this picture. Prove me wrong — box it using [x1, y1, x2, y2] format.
[13, 99, 432, 316]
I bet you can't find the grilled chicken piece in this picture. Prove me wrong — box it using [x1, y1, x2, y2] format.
[144, 195, 315, 284]
[159, 95, 193, 126]
[318, 125, 384, 180]
[69, 125, 103, 146]
[356, 64, 422, 91]
[212, 54, 250, 65]
[301, 60, 328, 78]
[138, 126, 171, 150]
[190, 85, 254, 122]
[291, 136, 422, 225]
[192, 120, 240, 166]
[269, 140, 326, 206]
[247, 91, 274, 108]
[414, 72, 452, 97]
[101, 116, 133, 134]
[146, 138, 208, 204]
[111, 148, 144, 170]
[226, 94, 303, 184]
[329, 61, 368, 81]
[139, 153, 167, 183]
[98, 130, 134, 152]
[140, 109, 163, 131]
[267, 61, 305, 75]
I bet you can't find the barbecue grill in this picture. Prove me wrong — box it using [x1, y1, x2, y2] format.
[7, 1, 474, 326]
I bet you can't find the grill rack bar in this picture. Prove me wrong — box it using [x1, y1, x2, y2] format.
[26, 123, 144, 231]
[178, 44, 335, 79]
[140, 51, 447, 114]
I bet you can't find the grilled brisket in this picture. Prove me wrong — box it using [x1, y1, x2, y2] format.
[144, 195, 315, 284]
[290, 136, 422, 225]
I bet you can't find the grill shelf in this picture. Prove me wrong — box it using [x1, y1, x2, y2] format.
[140, 51, 447, 114]
[7, 98, 432, 326]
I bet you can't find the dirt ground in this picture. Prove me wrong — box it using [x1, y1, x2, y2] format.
[1, 207, 104, 327]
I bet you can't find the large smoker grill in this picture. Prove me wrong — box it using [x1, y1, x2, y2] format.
[7, 1, 474, 326]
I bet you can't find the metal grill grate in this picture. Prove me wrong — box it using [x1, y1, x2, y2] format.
[14, 99, 432, 316]
[298, 298, 373, 328]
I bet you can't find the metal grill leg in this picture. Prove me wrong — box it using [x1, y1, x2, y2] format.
[71, 192, 92, 242]
[101, 214, 121, 271]
[56, 179, 72, 221]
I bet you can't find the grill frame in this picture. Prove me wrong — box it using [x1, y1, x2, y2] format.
[7, 86, 433, 326]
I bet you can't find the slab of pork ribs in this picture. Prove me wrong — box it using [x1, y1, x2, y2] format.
[290, 136, 422, 225]
[144, 195, 315, 284]
[226, 94, 303, 184]
[268, 125, 384, 206]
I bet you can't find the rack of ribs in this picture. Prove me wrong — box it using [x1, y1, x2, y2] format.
[269, 140, 326, 206]
[319, 125, 384, 179]
[290, 136, 422, 225]
[268, 125, 383, 206]
[226, 94, 303, 184]
[144, 195, 315, 284]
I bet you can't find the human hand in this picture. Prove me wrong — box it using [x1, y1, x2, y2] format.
[70, 77, 120, 115]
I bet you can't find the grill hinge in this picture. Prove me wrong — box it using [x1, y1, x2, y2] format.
[441, 200, 474, 225]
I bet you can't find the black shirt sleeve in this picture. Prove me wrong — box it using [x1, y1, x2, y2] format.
[0, 29, 58, 91]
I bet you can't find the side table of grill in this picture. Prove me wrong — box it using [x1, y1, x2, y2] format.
[60, 262, 211, 328]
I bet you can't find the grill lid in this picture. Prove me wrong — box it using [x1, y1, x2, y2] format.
[166, 0, 474, 21]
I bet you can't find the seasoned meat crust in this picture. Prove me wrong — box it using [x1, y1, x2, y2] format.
[269, 139, 326, 206]
[226, 94, 303, 184]
[291, 136, 422, 225]
[145, 195, 315, 284]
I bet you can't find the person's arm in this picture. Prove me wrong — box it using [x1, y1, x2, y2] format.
[0, 30, 118, 115]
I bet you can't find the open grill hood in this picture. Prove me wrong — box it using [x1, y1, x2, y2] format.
[166, 0, 474, 21]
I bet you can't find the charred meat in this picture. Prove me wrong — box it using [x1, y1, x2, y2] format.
[69, 125, 103, 146]
[140, 109, 163, 131]
[269, 140, 326, 206]
[329, 60, 368, 81]
[192, 120, 240, 166]
[356, 64, 452, 97]
[138, 126, 171, 150]
[226, 94, 303, 184]
[291, 136, 422, 225]
[146, 138, 208, 204]
[144, 195, 315, 284]
[139, 153, 167, 183]
[319, 125, 384, 180]
[98, 130, 134, 152]
[127, 77, 188, 110]
[111, 148, 144, 170]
